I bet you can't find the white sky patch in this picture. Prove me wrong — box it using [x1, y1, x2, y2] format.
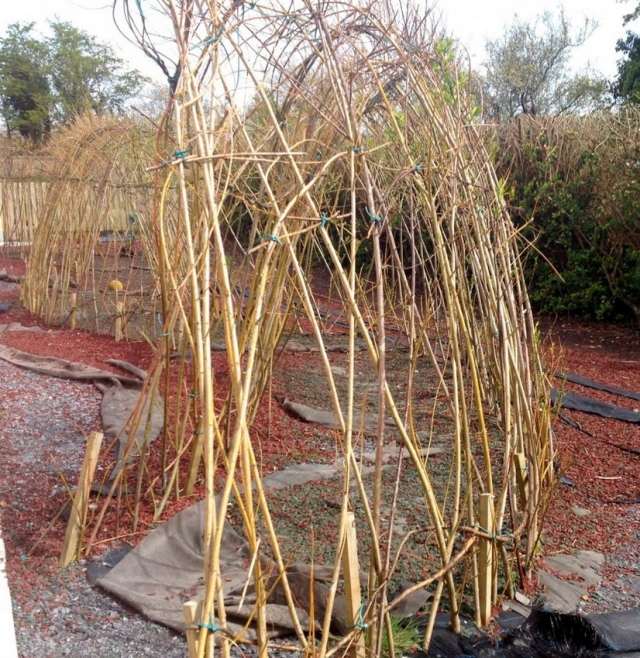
[0, 0, 637, 85]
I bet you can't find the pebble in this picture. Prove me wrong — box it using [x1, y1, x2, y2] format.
[571, 505, 591, 517]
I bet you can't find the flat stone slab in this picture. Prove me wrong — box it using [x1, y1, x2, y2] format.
[538, 550, 604, 612]
[262, 462, 337, 489]
[538, 571, 586, 613]
[543, 550, 604, 589]
[571, 505, 591, 517]
[259, 443, 445, 493]
[282, 398, 396, 433]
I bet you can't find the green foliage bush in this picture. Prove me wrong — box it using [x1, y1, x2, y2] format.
[494, 112, 640, 325]
[0, 21, 146, 143]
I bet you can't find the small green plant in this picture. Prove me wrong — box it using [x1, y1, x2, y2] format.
[382, 616, 421, 658]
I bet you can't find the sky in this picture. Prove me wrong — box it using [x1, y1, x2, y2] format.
[445, 0, 631, 75]
[0, 0, 635, 84]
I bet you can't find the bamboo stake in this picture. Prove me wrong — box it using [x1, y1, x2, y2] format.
[342, 511, 364, 658]
[514, 452, 528, 508]
[478, 493, 495, 627]
[60, 431, 103, 568]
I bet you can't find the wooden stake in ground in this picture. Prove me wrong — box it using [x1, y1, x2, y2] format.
[341, 511, 365, 658]
[183, 600, 200, 658]
[108, 279, 125, 342]
[60, 431, 103, 567]
[115, 300, 124, 342]
[69, 292, 77, 330]
[513, 452, 528, 508]
[478, 493, 495, 626]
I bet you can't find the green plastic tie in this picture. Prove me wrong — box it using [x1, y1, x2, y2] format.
[354, 601, 368, 631]
[478, 524, 497, 540]
[198, 621, 223, 634]
[366, 206, 383, 224]
[201, 32, 221, 47]
[174, 149, 189, 160]
[320, 212, 330, 228]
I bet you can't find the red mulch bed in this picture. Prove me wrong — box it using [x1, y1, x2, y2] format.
[1, 328, 153, 373]
[541, 319, 640, 592]
[0, 254, 338, 601]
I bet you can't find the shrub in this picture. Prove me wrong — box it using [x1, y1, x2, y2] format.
[493, 111, 640, 325]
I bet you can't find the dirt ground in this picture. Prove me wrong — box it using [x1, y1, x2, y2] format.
[0, 250, 638, 656]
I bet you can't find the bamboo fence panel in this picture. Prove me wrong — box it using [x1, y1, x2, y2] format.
[0, 181, 47, 245]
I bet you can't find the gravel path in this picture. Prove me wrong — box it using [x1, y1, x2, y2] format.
[0, 357, 188, 658]
[0, 360, 101, 477]
[13, 563, 186, 658]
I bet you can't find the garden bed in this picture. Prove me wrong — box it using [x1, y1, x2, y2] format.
[0, 255, 638, 656]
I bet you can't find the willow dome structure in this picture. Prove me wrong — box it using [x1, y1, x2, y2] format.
[22, 115, 159, 335]
[20, 2, 556, 657]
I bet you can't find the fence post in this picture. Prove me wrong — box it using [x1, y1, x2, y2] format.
[0, 539, 18, 658]
[115, 300, 124, 342]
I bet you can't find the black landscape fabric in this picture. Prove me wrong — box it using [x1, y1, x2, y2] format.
[551, 388, 640, 424]
[557, 372, 640, 402]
